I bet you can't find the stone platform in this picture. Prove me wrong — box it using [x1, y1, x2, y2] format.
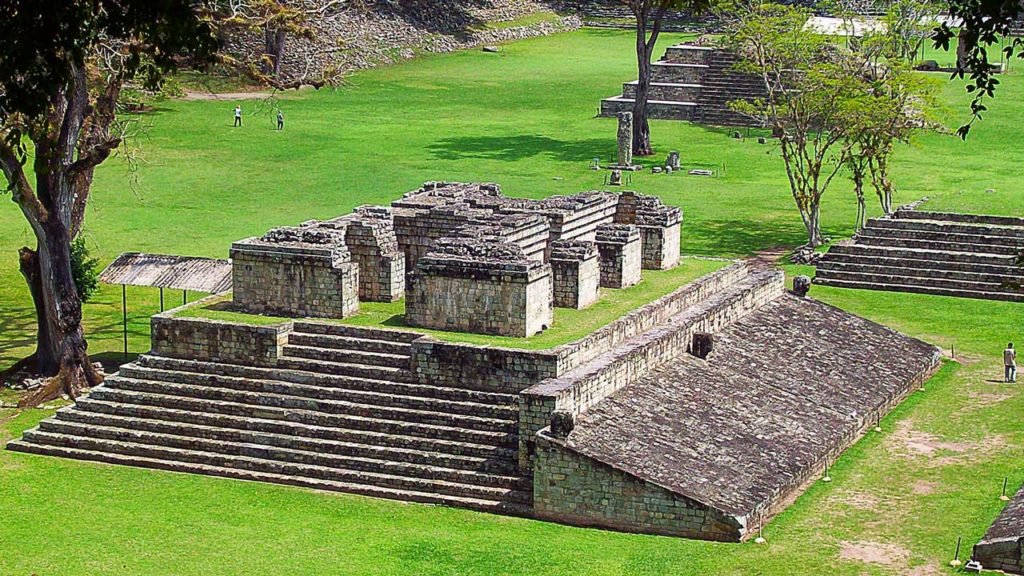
[600, 44, 767, 127]
[9, 260, 940, 541]
[974, 484, 1024, 574]
[816, 209, 1024, 302]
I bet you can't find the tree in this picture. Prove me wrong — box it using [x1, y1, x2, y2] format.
[0, 2, 220, 406]
[934, 0, 1024, 136]
[621, 0, 708, 156]
[882, 0, 941, 62]
[843, 36, 941, 216]
[725, 1, 865, 247]
[0, 1, 331, 407]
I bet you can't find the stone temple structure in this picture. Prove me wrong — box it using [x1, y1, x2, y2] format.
[8, 181, 942, 542]
[974, 484, 1024, 574]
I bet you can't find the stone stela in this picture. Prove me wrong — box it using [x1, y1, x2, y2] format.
[231, 181, 682, 337]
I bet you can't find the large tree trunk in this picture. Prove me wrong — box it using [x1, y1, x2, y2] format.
[17, 219, 103, 407]
[632, 19, 655, 156]
[264, 28, 287, 79]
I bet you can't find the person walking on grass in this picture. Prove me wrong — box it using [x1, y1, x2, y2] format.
[276, 109, 284, 131]
[233, 105, 242, 127]
[1004, 342, 1017, 382]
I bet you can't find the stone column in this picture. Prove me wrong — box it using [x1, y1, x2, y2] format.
[595, 224, 642, 289]
[616, 111, 633, 167]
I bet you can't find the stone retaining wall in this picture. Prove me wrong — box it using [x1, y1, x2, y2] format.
[534, 431, 743, 541]
[152, 298, 292, 367]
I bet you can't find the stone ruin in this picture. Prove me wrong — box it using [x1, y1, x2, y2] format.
[229, 181, 684, 337]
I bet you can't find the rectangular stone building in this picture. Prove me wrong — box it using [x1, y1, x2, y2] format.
[405, 238, 553, 337]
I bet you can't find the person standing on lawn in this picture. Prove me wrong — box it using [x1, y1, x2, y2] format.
[1004, 342, 1017, 382]
[233, 105, 242, 127]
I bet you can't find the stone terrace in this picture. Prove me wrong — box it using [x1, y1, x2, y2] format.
[816, 209, 1024, 302]
[974, 484, 1024, 574]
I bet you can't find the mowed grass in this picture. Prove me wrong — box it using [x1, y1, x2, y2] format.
[179, 257, 725, 349]
[1, 29, 1024, 575]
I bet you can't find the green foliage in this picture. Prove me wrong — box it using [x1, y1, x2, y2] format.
[69, 238, 100, 304]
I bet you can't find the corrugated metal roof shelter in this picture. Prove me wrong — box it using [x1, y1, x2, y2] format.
[100, 252, 232, 293]
[100, 253, 233, 359]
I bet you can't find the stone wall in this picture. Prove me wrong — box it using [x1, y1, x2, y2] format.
[534, 432, 744, 541]
[405, 238, 554, 337]
[550, 240, 600, 309]
[411, 340, 560, 394]
[520, 269, 785, 469]
[231, 227, 360, 319]
[596, 224, 642, 288]
[317, 208, 406, 302]
[152, 299, 291, 367]
[974, 484, 1024, 573]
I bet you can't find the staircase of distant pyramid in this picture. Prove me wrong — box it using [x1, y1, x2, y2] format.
[815, 210, 1024, 302]
[600, 44, 767, 127]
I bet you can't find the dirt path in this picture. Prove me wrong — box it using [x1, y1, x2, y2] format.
[183, 91, 274, 101]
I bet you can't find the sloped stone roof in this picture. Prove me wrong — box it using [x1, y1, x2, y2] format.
[564, 295, 941, 517]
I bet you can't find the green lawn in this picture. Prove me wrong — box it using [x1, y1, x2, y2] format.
[2, 28, 1024, 575]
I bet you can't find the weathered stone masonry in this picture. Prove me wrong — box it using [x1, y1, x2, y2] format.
[405, 238, 554, 337]
[230, 226, 360, 319]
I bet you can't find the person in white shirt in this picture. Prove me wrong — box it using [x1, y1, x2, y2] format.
[233, 105, 242, 127]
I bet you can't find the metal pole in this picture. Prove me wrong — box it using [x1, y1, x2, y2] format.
[122, 284, 128, 359]
[183, 289, 187, 305]
[160, 287, 164, 312]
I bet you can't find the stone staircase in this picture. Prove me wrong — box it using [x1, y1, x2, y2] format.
[8, 322, 530, 514]
[600, 44, 766, 127]
[815, 211, 1024, 302]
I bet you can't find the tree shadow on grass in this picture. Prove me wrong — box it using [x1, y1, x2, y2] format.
[427, 134, 612, 163]
[0, 305, 36, 370]
[684, 217, 829, 258]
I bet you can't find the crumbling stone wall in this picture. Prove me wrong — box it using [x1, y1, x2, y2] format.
[534, 432, 744, 541]
[596, 224, 642, 288]
[614, 191, 682, 270]
[550, 240, 600, 309]
[152, 298, 291, 367]
[406, 238, 554, 337]
[318, 207, 405, 302]
[231, 226, 360, 318]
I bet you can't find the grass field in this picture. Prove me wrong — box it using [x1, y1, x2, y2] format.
[2, 28, 1024, 575]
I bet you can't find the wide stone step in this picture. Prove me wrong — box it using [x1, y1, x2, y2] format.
[813, 277, 1024, 302]
[896, 210, 1024, 228]
[70, 398, 517, 460]
[281, 344, 411, 369]
[815, 268, 1023, 295]
[856, 233, 1021, 255]
[651, 62, 706, 83]
[824, 243, 1018, 266]
[816, 260, 1024, 284]
[277, 356, 417, 382]
[81, 389, 517, 447]
[134, 355, 518, 406]
[36, 418, 524, 489]
[291, 321, 421, 343]
[859, 225, 1024, 250]
[286, 332, 414, 356]
[600, 97, 697, 120]
[870, 216, 1024, 240]
[663, 45, 713, 65]
[98, 378, 516, 434]
[7, 440, 532, 515]
[622, 81, 702, 102]
[116, 365, 517, 420]
[52, 408, 518, 475]
[817, 251, 1023, 276]
[11, 433, 530, 504]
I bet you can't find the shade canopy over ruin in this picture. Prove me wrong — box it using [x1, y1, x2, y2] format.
[100, 252, 233, 293]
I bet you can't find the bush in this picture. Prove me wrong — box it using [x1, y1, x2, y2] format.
[70, 238, 100, 303]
